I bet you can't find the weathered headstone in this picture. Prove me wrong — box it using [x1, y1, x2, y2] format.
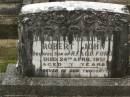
[18, 1, 130, 77]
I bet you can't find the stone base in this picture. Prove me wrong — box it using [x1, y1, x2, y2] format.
[1, 64, 130, 96]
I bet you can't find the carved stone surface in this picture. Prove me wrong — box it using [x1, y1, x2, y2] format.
[18, 2, 130, 78]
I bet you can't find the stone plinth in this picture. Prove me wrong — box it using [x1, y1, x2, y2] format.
[1, 64, 130, 96]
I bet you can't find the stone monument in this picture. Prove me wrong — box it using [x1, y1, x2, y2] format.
[18, 1, 130, 78]
[1, 1, 130, 96]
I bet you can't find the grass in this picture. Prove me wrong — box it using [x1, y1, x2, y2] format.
[0, 39, 17, 47]
[0, 39, 17, 72]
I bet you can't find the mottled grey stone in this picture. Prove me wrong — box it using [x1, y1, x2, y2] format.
[1, 64, 130, 96]
[18, 5, 130, 77]
[2, 64, 130, 86]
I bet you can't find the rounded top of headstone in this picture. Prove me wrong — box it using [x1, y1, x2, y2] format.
[21, 1, 129, 15]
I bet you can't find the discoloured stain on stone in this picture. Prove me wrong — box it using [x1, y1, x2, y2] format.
[18, 4, 129, 77]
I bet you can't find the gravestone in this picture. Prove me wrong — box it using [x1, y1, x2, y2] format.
[18, 1, 130, 78]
